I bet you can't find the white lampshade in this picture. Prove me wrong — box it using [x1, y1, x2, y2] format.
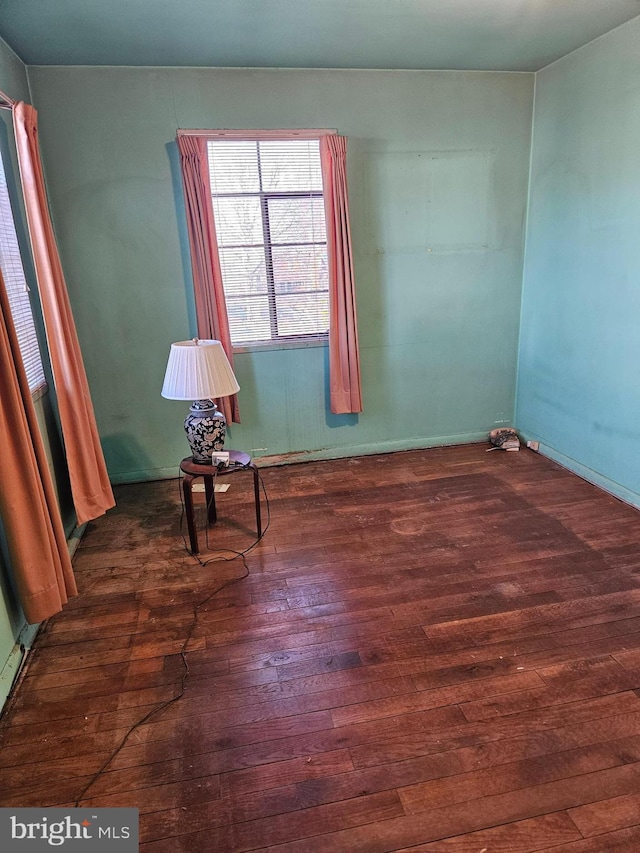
[161, 339, 239, 401]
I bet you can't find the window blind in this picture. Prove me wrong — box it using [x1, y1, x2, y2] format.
[0, 149, 46, 393]
[207, 139, 329, 345]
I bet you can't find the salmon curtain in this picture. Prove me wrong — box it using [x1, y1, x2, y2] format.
[320, 135, 363, 414]
[176, 134, 240, 424]
[13, 102, 114, 525]
[0, 270, 77, 623]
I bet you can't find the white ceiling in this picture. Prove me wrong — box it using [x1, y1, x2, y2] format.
[1, 0, 639, 71]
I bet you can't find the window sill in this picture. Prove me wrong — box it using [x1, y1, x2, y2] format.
[234, 337, 328, 354]
[31, 382, 49, 403]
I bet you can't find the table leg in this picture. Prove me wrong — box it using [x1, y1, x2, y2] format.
[182, 473, 199, 554]
[204, 475, 217, 524]
[252, 465, 262, 537]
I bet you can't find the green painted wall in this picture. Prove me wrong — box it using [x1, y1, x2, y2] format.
[516, 16, 640, 506]
[0, 37, 74, 706]
[27, 67, 533, 482]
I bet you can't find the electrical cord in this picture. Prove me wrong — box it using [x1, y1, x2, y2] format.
[73, 462, 270, 807]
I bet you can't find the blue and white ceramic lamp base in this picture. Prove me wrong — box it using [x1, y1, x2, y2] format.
[184, 399, 227, 464]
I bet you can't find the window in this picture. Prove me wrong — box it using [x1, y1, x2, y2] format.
[0, 149, 46, 393]
[207, 139, 329, 346]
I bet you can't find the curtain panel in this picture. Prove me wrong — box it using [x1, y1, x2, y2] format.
[0, 270, 77, 623]
[13, 102, 114, 526]
[177, 130, 362, 416]
[320, 135, 363, 414]
[176, 134, 240, 424]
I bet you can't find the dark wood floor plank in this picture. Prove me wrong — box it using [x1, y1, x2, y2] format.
[568, 789, 640, 837]
[350, 686, 640, 771]
[81, 775, 222, 814]
[17, 655, 179, 698]
[5, 683, 179, 728]
[139, 789, 404, 850]
[0, 752, 113, 798]
[168, 675, 417, 727]
[459, 660, 640, 722]
[75, 707, 640, 816]
[398, 736, 640, 813]
[376, 613, 640, 682]
[424, 588, 640, 645]
[220, 750, 354, 797]
[108, 704, 465, 774]
[4, 445, 640, 853]
[393, 813, 583, 852]
[519, 825, 640, 852]
[332, 670, 543, 727]
[296, 716, 640, 811]
[1, 777, 99, 808]
[254, 763, 640, 853]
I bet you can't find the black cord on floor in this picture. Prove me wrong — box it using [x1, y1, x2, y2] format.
[73, 464, 270, 807]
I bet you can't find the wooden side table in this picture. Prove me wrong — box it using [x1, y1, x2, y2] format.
[180, 451, 262, 554]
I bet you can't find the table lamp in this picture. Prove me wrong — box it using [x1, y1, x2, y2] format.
[161, 338, 240, 464]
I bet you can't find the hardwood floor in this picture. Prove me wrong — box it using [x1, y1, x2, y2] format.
[3, 444, 640, 850]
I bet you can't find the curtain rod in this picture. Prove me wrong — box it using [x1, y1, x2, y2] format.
[177, 128, 336, 140]
[0, 88, 16, 110]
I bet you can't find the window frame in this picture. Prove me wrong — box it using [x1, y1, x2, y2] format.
[188, 128, 335, 352]
[0, 145, 47, 397]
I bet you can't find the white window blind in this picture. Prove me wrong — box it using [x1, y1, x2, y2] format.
[0, 149, 46, 393]
[207, 139, 329, 346]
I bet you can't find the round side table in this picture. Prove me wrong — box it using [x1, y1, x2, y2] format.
[179, 451, 262, 554]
